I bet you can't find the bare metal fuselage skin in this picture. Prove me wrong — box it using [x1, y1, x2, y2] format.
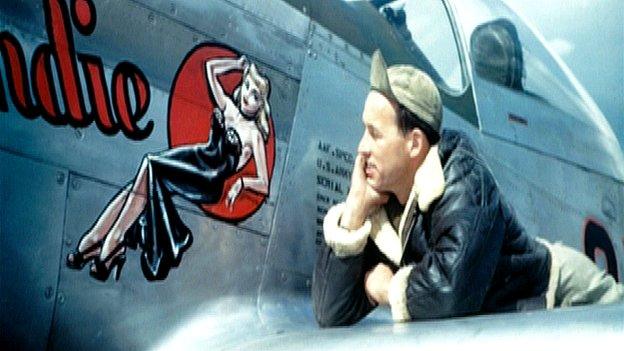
[0, 0, 622, 349]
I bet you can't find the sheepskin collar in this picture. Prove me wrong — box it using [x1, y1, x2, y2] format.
[412, 144, 446, 213]
[371, 145, 446, 265]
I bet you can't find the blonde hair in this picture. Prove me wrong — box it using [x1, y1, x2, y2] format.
[233, 63, 271, 141]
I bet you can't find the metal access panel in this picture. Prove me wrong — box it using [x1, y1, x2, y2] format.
[0, 152, 67, 351]
[263, 25, 370, 282]
[48, 174, 269, 350]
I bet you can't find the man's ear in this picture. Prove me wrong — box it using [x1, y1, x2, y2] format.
[407, 128, 427, 158]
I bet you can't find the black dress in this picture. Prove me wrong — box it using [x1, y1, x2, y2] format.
[128, 109, 242, 280]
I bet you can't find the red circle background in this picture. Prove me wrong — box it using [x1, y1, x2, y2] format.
[168, 45, 275, 222]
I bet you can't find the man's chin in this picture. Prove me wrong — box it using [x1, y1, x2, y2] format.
[366, 178, 383, 192]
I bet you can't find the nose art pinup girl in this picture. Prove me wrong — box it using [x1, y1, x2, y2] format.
[66, 55, 271, 281]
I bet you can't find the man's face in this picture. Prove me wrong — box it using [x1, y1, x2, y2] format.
[358, 91, 412, 194]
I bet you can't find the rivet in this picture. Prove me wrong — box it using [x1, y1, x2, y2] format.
[74, 128, 84, 140]
[56, 172, 66, 185]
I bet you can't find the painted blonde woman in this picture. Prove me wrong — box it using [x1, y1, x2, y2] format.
[66, 55, 271, 281]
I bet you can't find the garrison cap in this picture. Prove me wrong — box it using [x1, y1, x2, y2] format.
[370, 50, 442, 136]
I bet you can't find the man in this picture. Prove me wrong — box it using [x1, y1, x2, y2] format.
[311, 50, 623, 327]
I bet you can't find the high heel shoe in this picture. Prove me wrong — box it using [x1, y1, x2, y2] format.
[89, 243, 126, 282]
[66, 240, 102, 269]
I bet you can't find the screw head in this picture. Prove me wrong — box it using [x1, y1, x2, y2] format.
[56, 172, 66, 185]
[44, 286, 53, 299]
[74, 128, 84, 140]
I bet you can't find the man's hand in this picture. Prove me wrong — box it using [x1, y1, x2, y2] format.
[340, 155, 389, 229]
[365, 263, 394, 305]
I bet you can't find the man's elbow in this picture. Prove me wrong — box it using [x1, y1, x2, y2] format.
[312, 287, 344, 328]
[313, 303, 355, 328]
[312, 295, 337, 327]
[314, 311, 340, 328]
[312, 286, 360, 327]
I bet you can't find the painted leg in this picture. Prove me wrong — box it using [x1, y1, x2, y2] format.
[66, 184, 130, 269]
[81, 186, 130, 250]
[92, 158, 150, 279]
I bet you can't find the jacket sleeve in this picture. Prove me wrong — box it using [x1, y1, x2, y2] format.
[388, 161, 505, 321]
[312, 203, 377, 327]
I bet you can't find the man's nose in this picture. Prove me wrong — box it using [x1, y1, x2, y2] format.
[357, 132, 370, 155]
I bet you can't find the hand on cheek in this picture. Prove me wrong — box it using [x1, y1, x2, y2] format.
[342, 155, 389, 229]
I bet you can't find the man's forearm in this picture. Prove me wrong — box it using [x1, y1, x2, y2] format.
[340, 204, 367, 230]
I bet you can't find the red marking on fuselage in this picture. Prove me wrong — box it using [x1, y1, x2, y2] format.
[583, 217, 619, 282]
[0, 0, 152, 140]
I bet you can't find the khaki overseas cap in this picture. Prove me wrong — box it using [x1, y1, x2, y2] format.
[369, 49, 442, 134]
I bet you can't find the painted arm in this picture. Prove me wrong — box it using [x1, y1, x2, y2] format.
[226, 131, 269, 209]
[205, 56, 247, 111]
